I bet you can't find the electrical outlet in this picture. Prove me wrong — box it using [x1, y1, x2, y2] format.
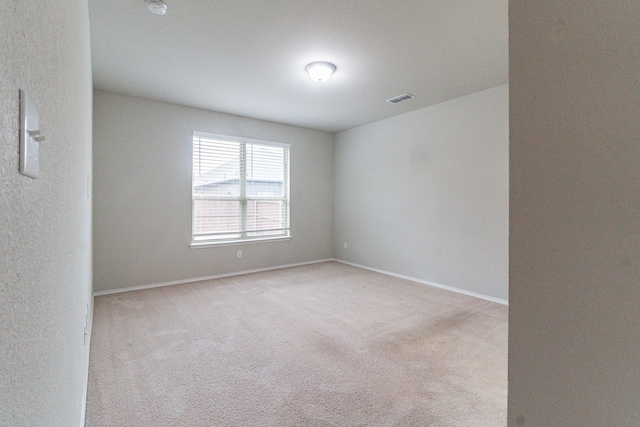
[237, 250, 242, 258]
[343, 242, 348, 250]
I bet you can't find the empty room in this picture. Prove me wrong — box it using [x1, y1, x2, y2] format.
[2, 1, 638, 427]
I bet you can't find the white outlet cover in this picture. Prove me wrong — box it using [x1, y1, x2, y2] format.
[19, 89, 41, 179]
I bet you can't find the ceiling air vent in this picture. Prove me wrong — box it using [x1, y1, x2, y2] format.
[386, 93, 415, 104]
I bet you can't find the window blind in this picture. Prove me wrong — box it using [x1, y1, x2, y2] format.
[192, 132, 290, 244]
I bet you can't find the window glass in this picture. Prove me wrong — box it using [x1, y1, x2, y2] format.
[192, 132, 290, 244]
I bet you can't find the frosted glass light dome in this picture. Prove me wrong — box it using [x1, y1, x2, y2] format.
[305, 62, 336, 82]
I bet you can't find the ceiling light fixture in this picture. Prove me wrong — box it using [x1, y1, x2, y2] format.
[305, 61, 336, 83]
[146, 0, 167, 15]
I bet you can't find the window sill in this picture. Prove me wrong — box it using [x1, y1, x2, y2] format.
[189, 235, 292, 249]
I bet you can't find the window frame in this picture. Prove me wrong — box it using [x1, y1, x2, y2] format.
[190, 131, 291, 248]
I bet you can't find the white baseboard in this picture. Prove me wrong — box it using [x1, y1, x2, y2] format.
[92, 257, 508, 306]
[335, 259, 508, 306]
[93, 258, 335, 297]
[80, 294, 94, 426]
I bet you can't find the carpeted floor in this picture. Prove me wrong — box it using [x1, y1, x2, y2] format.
[85, 261, 507, 426]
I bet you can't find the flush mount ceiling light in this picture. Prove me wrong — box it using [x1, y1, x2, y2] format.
[305, 61, 336, 82]
[146, 0, 167, 15]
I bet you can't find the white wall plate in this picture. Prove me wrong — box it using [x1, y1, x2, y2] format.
[19, 89, 44, 179]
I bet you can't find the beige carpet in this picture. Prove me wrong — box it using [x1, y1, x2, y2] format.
[85, 262, 507, 426]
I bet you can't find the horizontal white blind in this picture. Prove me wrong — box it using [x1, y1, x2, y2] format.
[192, 132, 290, 243]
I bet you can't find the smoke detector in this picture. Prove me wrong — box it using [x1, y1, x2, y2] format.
[146, 0, 167, 15]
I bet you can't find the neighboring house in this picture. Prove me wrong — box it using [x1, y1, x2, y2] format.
[193, 178, 285, 239]
[194, 178, 283, 198]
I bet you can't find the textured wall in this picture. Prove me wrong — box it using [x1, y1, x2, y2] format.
[93, 91, 333, 292]
[509, 2, 640, 426]
[0, 1, 93, 426]
[334, 85, 509, 301]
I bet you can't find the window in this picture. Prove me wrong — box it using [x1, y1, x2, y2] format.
[191, 132, 290, 246]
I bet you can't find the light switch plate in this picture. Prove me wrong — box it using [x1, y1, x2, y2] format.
[19, 89, 42, 178]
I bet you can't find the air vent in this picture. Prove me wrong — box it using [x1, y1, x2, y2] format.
[386, 93, 415, 104]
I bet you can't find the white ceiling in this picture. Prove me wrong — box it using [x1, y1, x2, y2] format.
[89, 0, 507, 133]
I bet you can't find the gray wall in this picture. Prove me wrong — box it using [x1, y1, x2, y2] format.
[509, 2, 640, 426]
[334, 85, 509, 301]
[93, 91, 333, 292]
[0, 1, 93, 426]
